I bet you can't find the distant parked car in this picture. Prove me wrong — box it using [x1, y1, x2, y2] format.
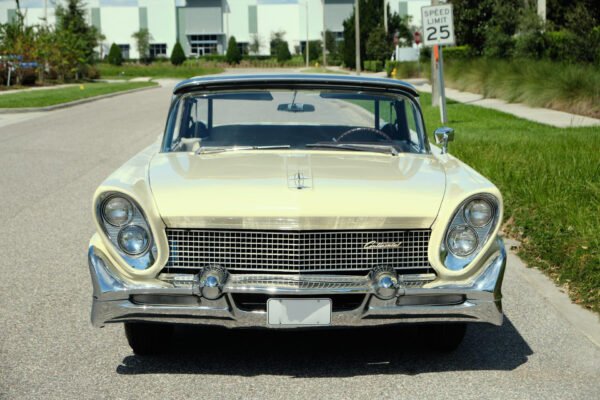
[88, 74, 506, 355]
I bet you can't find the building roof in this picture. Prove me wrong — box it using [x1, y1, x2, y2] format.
[173, 74, 419, 97]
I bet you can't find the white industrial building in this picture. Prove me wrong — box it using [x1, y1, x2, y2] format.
[0, 0, 429, 60]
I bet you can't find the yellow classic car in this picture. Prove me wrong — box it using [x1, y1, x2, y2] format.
[88, 74, 506, 355]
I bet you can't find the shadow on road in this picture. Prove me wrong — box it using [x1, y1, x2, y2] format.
[116, 317, 532, 377]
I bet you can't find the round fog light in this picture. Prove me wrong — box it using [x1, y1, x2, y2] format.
[117, 225, 150, 255]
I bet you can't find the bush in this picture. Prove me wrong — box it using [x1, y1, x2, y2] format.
[442, 45, 473, 61]
[226, 36, 242, 65]
[385, 61, 420, 78]
[545, 31, 579, 63]
[364, 60, 383, 72]
[275, 41, 292, 62]
[170, 42, 186, 66]
[302, 40, 322, 63]
[107, 43, 123, 66]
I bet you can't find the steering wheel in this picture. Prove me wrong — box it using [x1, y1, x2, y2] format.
[336, 127, 392, 142]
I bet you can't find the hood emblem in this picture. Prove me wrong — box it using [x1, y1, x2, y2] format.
[364, 241, 403, 250]
[288, 171, 311, 190]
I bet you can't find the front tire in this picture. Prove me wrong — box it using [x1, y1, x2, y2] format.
[124, 322, 174, 355]
[421, 323, 467, 352]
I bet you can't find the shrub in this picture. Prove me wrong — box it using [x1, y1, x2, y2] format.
[545, 31, 579, 63]
[385, 61, 420, 78]
[442, 45, 473, 61]
[275, 41, 292, 62]
[364, 60, 383, 72]
[170, 42, 186, 66]
[302, 40, 322, 63]
[226, 36, 242, 65]
[366, 24, 390, 63]
[107, 43, 123, 66]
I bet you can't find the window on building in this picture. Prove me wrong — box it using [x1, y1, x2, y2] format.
[149, 43, 167, 58]
[188, 34, 220, 56]
[118, 44, 130, 60]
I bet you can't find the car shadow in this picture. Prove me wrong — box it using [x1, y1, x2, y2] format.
[116, 316, 532, 378]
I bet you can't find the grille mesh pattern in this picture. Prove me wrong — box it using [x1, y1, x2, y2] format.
[165, 229, 431, 272]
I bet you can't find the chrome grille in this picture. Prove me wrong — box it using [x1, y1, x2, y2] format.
[165, 229, 431, 273]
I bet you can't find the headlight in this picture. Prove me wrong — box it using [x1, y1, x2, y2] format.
[96, 192, 155, 270]
[102, 196, 133, 226]
[118, 225, 150, 255]
[447, 226, 478, 256]
[464, 199, 493, 227]
[441, 194, 500, 270]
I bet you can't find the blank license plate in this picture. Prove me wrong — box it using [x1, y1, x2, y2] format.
[267, 299, 332, 326]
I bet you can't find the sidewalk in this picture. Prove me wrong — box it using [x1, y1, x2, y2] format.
[404, 78, 600, 128]
[0, 83, 76, 96]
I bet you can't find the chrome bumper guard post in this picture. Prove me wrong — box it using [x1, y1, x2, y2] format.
[89, 238, 506, 328]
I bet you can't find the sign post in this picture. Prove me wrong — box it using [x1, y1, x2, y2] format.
[421, 3, 455, 124]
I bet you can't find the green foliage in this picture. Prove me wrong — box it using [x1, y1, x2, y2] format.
[249, 34, 262, 55]
[365, 24, 390, 63]
[226, 36, 242, 64]
[385, 60, 420, 78]
[107, 43, 123, 66]
[269, 31, 292, 62]
[420, 92, 600, 313]
[302, 40, 322, 62]
[0, 82, 157, 108]
[97, 62, 223, 79]
[342, 0, 410, 69]
[442, 58, 600, 118]
[132, 28, 152, 63]
[442, 45, 472, 61]
[55, 0, 98, 65]
[170, 42, 186, 66]
[363, 60, 383, 72]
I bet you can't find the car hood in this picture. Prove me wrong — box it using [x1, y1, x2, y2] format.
[148, 151, 446, 230]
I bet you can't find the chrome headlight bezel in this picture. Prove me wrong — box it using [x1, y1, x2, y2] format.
[96, 192, 156, 270]
[441, 194, 500, 271]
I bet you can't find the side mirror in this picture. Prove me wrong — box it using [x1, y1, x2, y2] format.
[434, 127, 455, 154]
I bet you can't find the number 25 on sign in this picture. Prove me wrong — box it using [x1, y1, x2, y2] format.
[421, 4, 455, 47]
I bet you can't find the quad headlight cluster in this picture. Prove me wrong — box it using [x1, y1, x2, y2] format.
[442, 195, 498, 271]
[98, 193, 155, 269]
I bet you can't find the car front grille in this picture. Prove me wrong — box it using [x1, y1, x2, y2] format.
[164, 229, 432, 273]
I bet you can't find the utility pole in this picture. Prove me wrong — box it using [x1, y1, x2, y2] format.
[355, 0, 361, 75]
[322, 0, 327, 67]
[44, 0, 48, 25]
[383, 0, 388, 32]
[306, 0, 310, 68]
[537, 0, 546, 21]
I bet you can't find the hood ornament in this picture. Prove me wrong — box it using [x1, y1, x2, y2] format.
[364, 241, 403, 250]
[288, 171, 311, 190]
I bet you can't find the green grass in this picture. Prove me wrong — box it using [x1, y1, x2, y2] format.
[441, 59, 600, 119]
[0, 81, 158, 108]
[418, 92, 600, 312]
[97, 62, 224, 79]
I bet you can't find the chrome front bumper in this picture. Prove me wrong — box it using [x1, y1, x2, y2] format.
[89, 239, 506, 328]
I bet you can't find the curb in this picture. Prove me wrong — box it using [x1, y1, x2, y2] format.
[0, 84, 160, 114]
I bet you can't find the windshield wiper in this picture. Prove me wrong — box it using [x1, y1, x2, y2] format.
[196, 145, 291, 155]
[305, 143, 398, 156]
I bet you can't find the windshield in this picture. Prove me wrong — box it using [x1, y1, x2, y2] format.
[163, 89, 427, 155]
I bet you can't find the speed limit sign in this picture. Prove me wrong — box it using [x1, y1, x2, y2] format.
[421, 4, 455, 46]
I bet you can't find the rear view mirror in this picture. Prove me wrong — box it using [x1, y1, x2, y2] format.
[277, 103, 315, 112]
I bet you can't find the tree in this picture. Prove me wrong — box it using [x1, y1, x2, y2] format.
[366, 24, 390, 62]
[342, 0, 408, 69]
[107, 42, 123, 66]
[302, 40, 322, 62]
[226, 35, 242, 64]
[249, 34, 262, 55]
[132, 28, 152, 63]
[270, 31, 291, 62]
[55, 0, 98, 64]
[170, 42, 186, 66]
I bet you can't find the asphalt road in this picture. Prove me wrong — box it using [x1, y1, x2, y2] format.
[1, 80, 598, 400]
